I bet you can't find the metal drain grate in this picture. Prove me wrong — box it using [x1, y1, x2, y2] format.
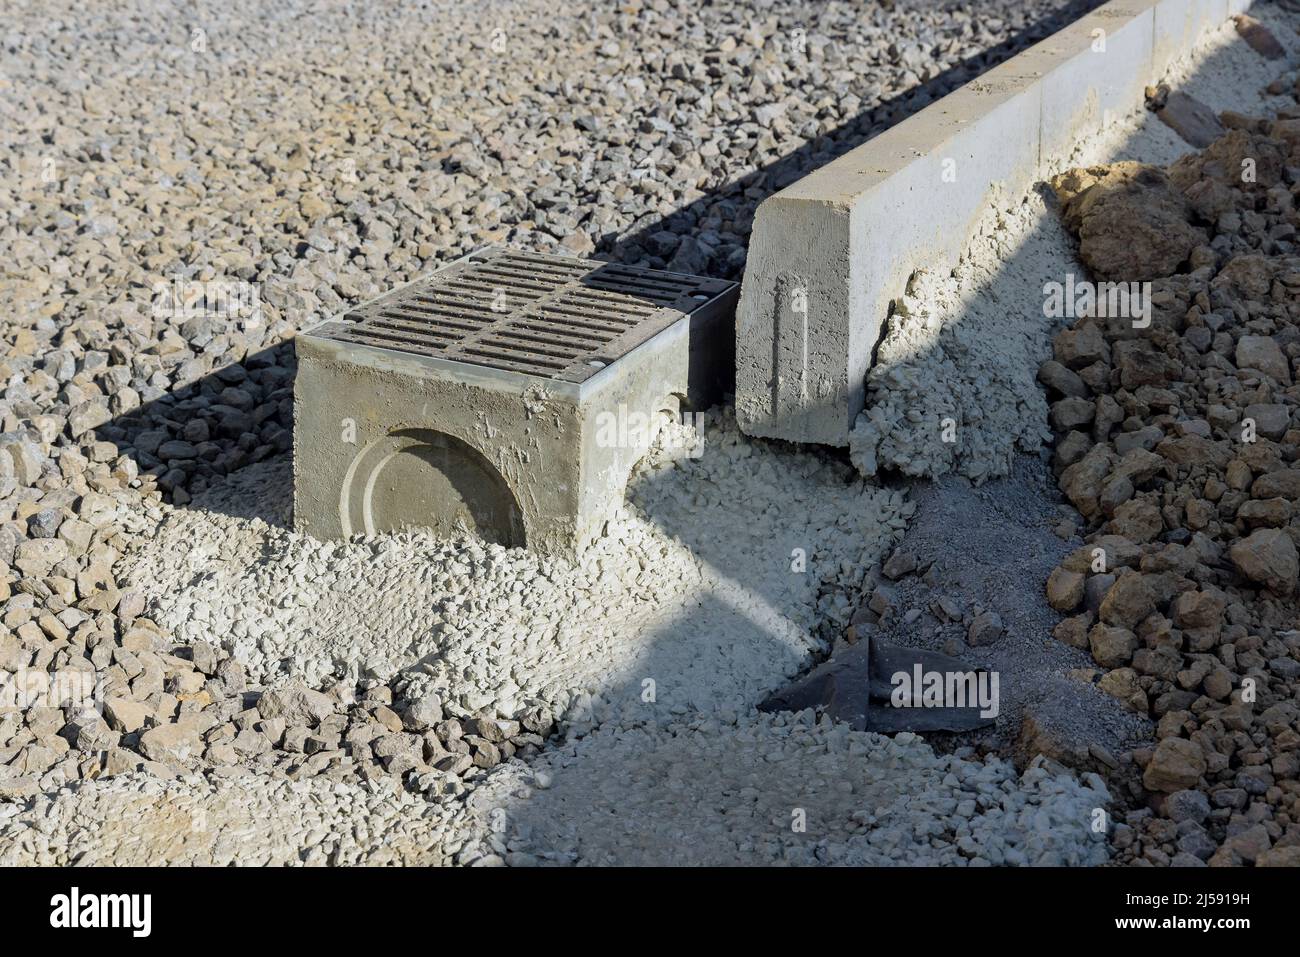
[310, 247, 737, 383]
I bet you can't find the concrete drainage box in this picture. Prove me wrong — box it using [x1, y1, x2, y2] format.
[293, 247, 738, 555]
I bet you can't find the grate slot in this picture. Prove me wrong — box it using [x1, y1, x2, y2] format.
[395, 303, 519, 323]
[539, 306, 639, 327]
[358, 323, 464, 346]
[540, 299, 642, 317]
[446, 275, 559, 295]
[471, 264, 585, 285]
[395, 302, 497, 319]
[558, 297, 658, 319]
[375, 309, 487, 332]
[600, 264, 701, 285]
[412, 290, 532, 308]
[571, 291, 677, 312]
[531, 312, 633, 336]
[493, 327, 605, 352]
[497, 253, 591, 274]
[481, 339, 581, 362]
[564, 286, 661, 306]
[371, 317, 478, 340]
[546, 317, 635, 337]
[582, 281, 683, 304]
[592, 268, 699, 291]
[513, 320, 614, 345]
[335, 328, 460, 351]
[463, 345, 570, 370]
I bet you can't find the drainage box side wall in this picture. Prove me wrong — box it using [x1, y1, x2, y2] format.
[579, 321, 684, 544]
[575, 309, 732, 548]
[293, 335, 584, 555]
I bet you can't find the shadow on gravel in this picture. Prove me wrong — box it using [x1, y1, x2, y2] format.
[486, 26, 1278, 860]
[93, 341, 296, 527]
[473, 448, 1142, 865]
[90, 0, 1180, 865]
[595, 0, 1104, 277]
[92, 0, 1103, 529]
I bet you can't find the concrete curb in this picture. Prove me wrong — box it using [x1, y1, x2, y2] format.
[735, 0, 1255, 447]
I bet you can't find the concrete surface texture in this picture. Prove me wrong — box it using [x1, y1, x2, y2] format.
[736, 0, 1258, 447]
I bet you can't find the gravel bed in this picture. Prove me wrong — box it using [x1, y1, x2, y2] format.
[458, 711, 1113, 867]
[1037, 9, 1300, 867]
[0, 0, 1131, 866]
[0, 769, 461, 866]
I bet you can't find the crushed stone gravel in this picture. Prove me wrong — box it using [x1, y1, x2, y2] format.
[457, 711, 1114, 866]
[1036, 7, 1300, 867]
[3, 0, 1198, 866]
